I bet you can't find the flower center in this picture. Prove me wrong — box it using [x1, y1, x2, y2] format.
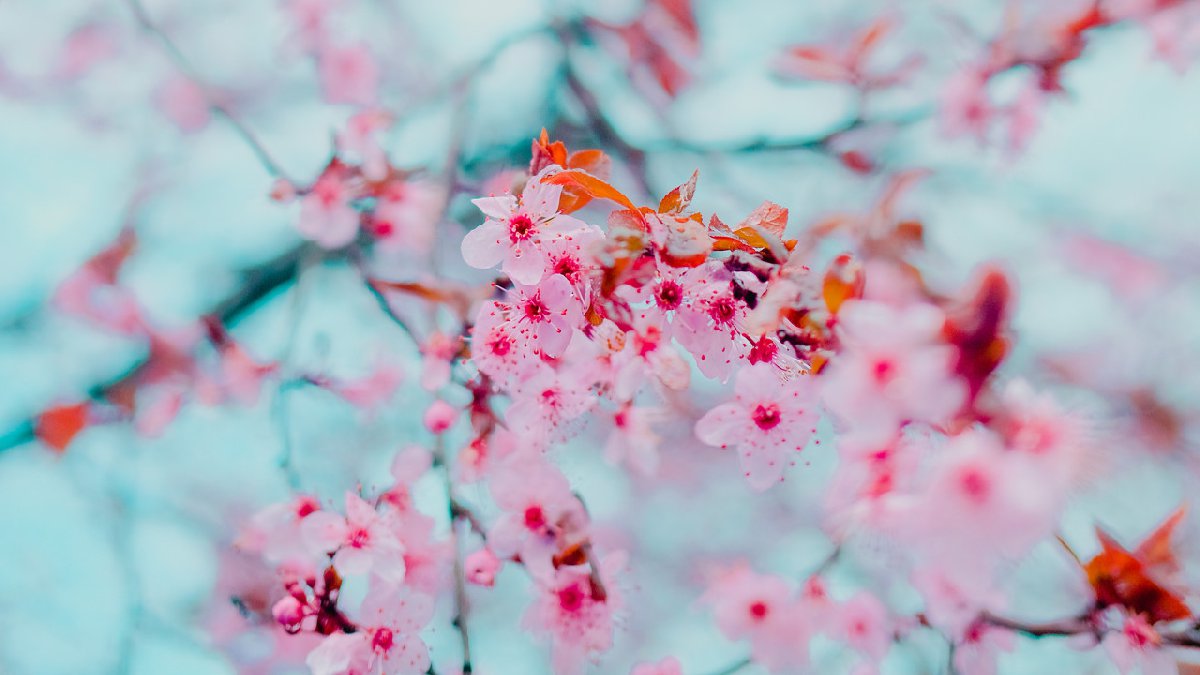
[553, 256, 580, 278]
[489, 332, 512, 357]
[348, 527, 370, 548]
[313, 177, 342, 207]
[709, 296, 737, 325]
[752, 403, 782, 431]
[295, 497, 319, 519]
[524, 505, 546, 530]
[558, 583, 586, 613]
[372, 627, 394, 653]
[509, 214, 536, 242]
[958, 467, 990, 503]
[748, 601, 769, 620]
[872, 358, 895, 384]
[523, 298, 548, 321]
[655, 281, 683, 310]
[747, 336, 778, 365]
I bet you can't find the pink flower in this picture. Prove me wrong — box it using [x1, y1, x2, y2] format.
[822, 300, 965, 441]
[465, 548, 502, 587]
[488, 453, 587, 580]
[218, 341, 278, 405]
[540, 222, 604, 291]
[318, 43, 379, 107]
[306, 587, 434, 675]
[1102, 612, 1177, 675]
[302, 492, 406, 584]
[505, 362, 596, 450]
[695, 364, 820, 491]
[418, 331, 459, 391]
[324, 356, 404, 410]
[338, 109, 392, 180]
[704, 564, 809, 671]
[910, 567, 1005, 637]
[54, 21, 118, 81]
[423, 399, 457, 434]
[522, 563, 621, 675]
[463, 168, 594, 285]
[241, 494, 322, 567]
[941, 65, 993, 143]
[298, 172, 360, 249]
[998, 379, 1089, 492]
[673, 264, 751, 381]
[608, 312, 691, 399]
[380, 445, 432, 512]
[953, 620, 1015, 675]
[373, 179, 443, 254]
[508, 275, 585, 358]
[471, 274, 584, 374]
[831, 593, 891, 661]
[603, 403, 663, 476]
[155, 74, 211, 133]
[903, 429, 1058, 564]
[825, 433, 927, 539]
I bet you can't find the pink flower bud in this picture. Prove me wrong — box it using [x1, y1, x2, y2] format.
[272, 595, 307, 631]
[423, 399, 458, 434]
[465, 548, 501, 587]
[270, 178, 296, 203]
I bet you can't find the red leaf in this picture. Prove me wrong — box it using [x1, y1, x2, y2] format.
[847, 17, 894, 65]
[778, 46, 849, 82]
[658, 170, 699, 214]
[36, 402, 90, 453]
[545, 170, 638, 212]
[652, 0, 700, 48]
[1083, 507, 1193, 623]
[566, 149, 611, 180]
[733, 200, 789, 246]
[530, 128, 568, 175]
[822, 253, 865, 314]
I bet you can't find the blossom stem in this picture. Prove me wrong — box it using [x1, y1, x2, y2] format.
[435, 436, 475, 673]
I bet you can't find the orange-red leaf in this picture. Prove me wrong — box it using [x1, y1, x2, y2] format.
[530, 128, 568, 175]
[35, 402, 90, 453]
[822, 253, 865, 315]
[1083, 508, 1193, 623]
[659, 170, 699, 215]
[729, 199, 787, 236]
[848, 17, 894, 65]
[566, 149, 611, 179]
[1136, 506, 1187, 576]
[545, 170, 637, 212]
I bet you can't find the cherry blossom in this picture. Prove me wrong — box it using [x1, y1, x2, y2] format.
[317, 43, 379, 106]
[488, 452, 588, 580]
[822, 299, 966, 441]
[704, 564, 810, 671]
[463, 168, 595, 285]
[298, 171, 360, 249]
[303, 492, 406, 584]
[695, 364, 820, 490]
[306, 587, 434, 675]
[523, 561, 622, 675]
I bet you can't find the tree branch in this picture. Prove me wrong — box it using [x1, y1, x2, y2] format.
[121, 0, 293, 181]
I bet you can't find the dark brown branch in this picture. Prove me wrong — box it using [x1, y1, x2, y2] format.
[0, 243, 322, 453]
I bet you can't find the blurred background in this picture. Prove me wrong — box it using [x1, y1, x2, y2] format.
[1, 0, 1200, 673]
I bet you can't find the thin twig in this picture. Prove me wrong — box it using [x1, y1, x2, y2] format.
[0, 243, 322, 454]
[121, 0, 292, 181]
[434, 435, 474, 673]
